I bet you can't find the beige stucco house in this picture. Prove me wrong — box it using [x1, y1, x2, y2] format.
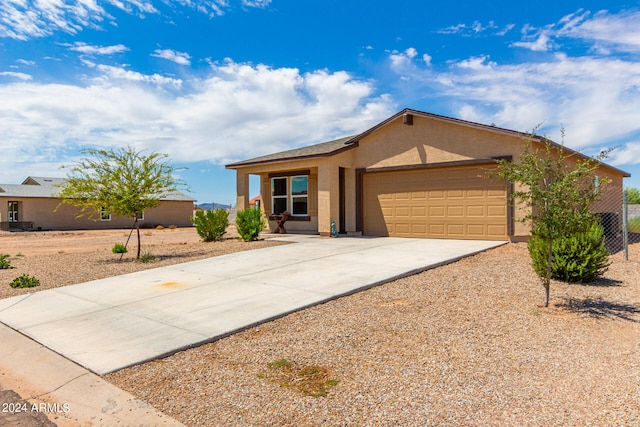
[0, 176, 195, 231]
[227, 109, 629, 241]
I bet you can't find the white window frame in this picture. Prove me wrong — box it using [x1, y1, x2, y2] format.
[270, 175, 308, 216]
[100, 207, 111, 221]
[290, 175, 308, 216]
[137, 211, 144, 221]
[8, 201, 18, 223]
[271, 177, 288, 215]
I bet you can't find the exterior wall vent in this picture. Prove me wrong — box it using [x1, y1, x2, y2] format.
[403, 113, 413, 125]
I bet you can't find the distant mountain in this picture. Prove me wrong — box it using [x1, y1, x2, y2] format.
[196, 202, 232, 210]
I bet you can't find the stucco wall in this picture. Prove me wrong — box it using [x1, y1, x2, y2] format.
[230, 113, 629, 240]
[0, 197, 194, 231]
[628, 204, 640, 219]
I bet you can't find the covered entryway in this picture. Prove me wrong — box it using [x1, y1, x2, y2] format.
[363, 166, 508, 240]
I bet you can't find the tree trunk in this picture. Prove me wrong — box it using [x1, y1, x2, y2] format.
[545, 238, 552, 307]
[135, 217, 141, 259]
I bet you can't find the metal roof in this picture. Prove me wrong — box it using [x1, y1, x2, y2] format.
[0, 176, 194, 201]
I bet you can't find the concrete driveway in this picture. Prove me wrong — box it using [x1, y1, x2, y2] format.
[0, 236, 504, 375]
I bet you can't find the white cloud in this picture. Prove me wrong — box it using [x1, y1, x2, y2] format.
[384, 8, 640, 172]
[387, 47, 640, 158]
[557, 9, 640, 54]
[151, 49, 191, 66]
[0, 0, 270, 40]
[511, 32, 553, 52]
[511, 9, 640, 54]
[241, 0, 271, 7]
[438, 20, 506, 37]
[16, 59, 36, 66]
[610, 142, 640, 166]
[0, 60, 395, 182]
[69, 42, 130, 55]
[0, 71, 32, 80]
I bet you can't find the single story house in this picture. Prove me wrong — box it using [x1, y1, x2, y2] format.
[226, 109, 630, 241]
[0, 176, 195, 231]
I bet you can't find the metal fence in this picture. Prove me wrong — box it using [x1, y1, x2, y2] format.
[597, 188, 638, 261]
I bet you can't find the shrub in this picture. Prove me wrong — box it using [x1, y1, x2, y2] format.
[191, 209, 229, 242]
[0, 254, 13, 269]
[112, 243, 128, 254]
[10, 274, 40, 288]
[235, 207, 266, 242]
[629, 217, 640, 233]
[138, 251, 155, 263]
[528, 224, 610, 283]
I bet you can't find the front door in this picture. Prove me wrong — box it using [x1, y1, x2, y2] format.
[8, 201, 18, 223]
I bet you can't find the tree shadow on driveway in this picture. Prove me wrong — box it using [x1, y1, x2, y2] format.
[557, 297, 640, 322]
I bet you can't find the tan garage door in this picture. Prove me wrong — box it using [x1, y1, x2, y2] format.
[363, 166, 508, 240]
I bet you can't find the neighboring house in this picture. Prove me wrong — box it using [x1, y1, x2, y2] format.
[0, 176, 195, 231]
[249, 195, 262, 209]
[226, 108, 630, 241]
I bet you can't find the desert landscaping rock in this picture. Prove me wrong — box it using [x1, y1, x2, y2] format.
[0, 227, 286, 300]
[1, 228, 639, 426]
[107, 242, 639, 427]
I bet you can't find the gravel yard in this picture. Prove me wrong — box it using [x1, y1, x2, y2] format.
[1, 229, 639, 426]
[0, 227, 286, 300]
[107, 242, 639, 427]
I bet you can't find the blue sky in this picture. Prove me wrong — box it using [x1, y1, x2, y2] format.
[1, 0, 640, 205]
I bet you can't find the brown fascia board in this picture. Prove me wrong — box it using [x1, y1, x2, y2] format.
[226, 108, 630, 177]
[225, 140, 359, 169]
[392, 109, 630, 178]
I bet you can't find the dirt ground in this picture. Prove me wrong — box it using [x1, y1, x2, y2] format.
[0, 227, 207, 256]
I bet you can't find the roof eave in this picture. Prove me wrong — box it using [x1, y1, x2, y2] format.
[225, 141, 358, 169]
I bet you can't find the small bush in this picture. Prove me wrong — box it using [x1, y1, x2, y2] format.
[168, 224, 177, 230]
[191, 209, 229, 242]
[0, 254, 13, 269]
[112, 243, 128, 254]
[138, 251, 155, 263]
[629, 217, 640, 233]
[10, 274, 40, 288]
[261, 359, 339, 397]
[528, 224, 610, 283]
[236, 207, 266, 242]
[156, 225, 165, 230]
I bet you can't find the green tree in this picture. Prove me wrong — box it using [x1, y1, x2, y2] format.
[494, 132, 610, 307]
[626, 187, 640, 204]
[57, 146, 186, 259]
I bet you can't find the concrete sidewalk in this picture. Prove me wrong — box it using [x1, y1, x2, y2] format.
[0, 236, 504, 376]
[0, 323, 185, 426]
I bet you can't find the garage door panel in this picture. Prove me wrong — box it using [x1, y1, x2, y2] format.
[395, 223, 411, 233]
[447, 206, 464, 216]
[487, 205, 506, 217]
[487, 224, 507, 235]
[446, 224, 465, 236]
[411, 206, 427, 217]
[412, 224, 427, 234]
[395, 207, 410, 217]
[363, 167, 508, 240]
[467, 205, 485, 216]
[428, 190, 446, 199]
[428, 224, 445, 236]
[466, 224, 486, 236]
[429, 206, 446, 217]
[447, 189, 464, 199]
